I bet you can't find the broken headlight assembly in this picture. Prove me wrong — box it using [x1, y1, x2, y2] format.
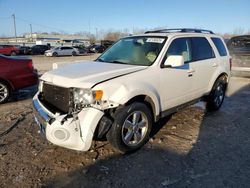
[72, 88, 103, 110]
[38, 80, 44, 92]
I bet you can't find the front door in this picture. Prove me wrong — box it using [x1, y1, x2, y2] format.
[159, 37, 195, 111]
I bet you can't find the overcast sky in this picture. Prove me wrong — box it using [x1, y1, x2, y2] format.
[0, 0, 250, 36]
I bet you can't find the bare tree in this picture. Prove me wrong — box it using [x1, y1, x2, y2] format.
[233, 27, 245, 35]
[103, 29, 129, 41]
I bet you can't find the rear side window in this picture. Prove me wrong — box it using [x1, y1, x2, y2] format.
[211, 37, 227, 56]
[191, 37, 215, 61]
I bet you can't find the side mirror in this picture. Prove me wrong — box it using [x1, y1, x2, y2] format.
[164, 55, 185, 67]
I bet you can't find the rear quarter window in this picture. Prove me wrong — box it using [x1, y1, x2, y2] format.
[211, 37, 227, 56]
[191, 37, 215, 61]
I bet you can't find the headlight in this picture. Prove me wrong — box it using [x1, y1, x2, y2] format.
[72, 88, 103, 107]
[38, 80, 43, 92]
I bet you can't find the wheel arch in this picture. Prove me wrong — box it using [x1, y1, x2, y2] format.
[124, 95, 157, 122]
[208, 72, 229, 93]
[0, 77, 14, 91]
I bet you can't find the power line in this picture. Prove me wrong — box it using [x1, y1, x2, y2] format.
[15, 16, 68, 33]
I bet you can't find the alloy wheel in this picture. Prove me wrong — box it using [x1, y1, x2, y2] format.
[121, 111, 149, 146]
[0, 83, 9, 103]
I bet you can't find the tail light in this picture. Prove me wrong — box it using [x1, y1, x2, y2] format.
[27, 60, 34, 71]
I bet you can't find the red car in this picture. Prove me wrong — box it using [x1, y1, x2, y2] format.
[0, 55, 38, 103]
[0, 45, 20, 56]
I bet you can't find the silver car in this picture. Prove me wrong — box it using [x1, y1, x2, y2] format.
[45, 46, 79, 57]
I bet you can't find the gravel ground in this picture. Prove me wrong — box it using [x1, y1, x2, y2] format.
[0, 55, 250, 188]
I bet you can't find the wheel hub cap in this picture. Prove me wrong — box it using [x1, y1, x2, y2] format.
[214, 84, 224, 106]
[121, 111, 148, 146]
[0, 83, 8, 102]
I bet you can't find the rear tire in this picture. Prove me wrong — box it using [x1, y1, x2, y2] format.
[107, 102, 152, 154]
[0, 82, 10, 104]
[206, 76, 227, 112]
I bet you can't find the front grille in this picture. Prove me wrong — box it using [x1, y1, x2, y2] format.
[40, 83, 71, 113]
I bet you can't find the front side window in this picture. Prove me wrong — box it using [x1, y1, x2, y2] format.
[191, 37, 215, 61]
[164, 38, 192, 63]
[97, 36, 166, 66]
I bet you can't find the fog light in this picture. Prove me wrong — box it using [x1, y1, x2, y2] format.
[53, 129, 69, 141]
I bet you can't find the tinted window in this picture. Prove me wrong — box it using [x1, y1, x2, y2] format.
[191, 37, 215, 61]
[165, 38, 192, 63]
[63, 47, 72, 50]
[211, 37, 227, 56]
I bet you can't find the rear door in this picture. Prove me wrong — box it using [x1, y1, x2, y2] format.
[189, 37, 217, 97]
[61, 47, 71, 55]
[67, 47, 73, 55]
[59, 47, 67, 55]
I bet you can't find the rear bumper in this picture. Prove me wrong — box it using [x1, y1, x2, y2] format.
[32, 93, 104, 151]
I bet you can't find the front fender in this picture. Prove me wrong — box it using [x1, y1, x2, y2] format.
[94, 82, 161, 117]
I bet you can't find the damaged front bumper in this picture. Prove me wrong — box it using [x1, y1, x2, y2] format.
[32, 94, 104, 151]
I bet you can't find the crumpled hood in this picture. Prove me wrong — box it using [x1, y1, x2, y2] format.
[41, 61, 147, 88]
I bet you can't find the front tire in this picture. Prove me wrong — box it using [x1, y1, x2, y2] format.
[72, 51, 77, 56]
[0, 82, 10, 104]
[206, 77, 227, 111]
[52, 52, 58, 57]
[107, 102, 152, 153]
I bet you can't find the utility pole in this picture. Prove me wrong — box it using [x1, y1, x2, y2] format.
[29, 24, 33, 42]
[88, 18, 90, 36]
[95, 28, 98, 41]
[12, 14, 17, 42]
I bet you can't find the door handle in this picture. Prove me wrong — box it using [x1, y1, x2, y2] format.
[187, 69, 195, 77]
[212, 63, 218, 67]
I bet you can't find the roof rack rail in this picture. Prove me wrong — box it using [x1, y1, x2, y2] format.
[145, 28, 214, 34]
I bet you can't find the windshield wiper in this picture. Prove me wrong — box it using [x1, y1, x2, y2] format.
[109, 60, 128, 65]
[96, 59, 129, 65]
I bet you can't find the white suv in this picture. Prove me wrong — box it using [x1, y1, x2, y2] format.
[33, 28, 231, 153]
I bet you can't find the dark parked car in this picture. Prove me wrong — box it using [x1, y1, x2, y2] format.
[86, 44, 106, 53]
[101, 40, 115, 49]
[0, 45, 20, 56]
[18, 46, 31, 55]
[31, 45, 50, 55]
[0, 55, 38, 103]
[227, 35, 250, 56]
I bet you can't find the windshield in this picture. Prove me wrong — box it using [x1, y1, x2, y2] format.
[97, 36, 166, 66]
